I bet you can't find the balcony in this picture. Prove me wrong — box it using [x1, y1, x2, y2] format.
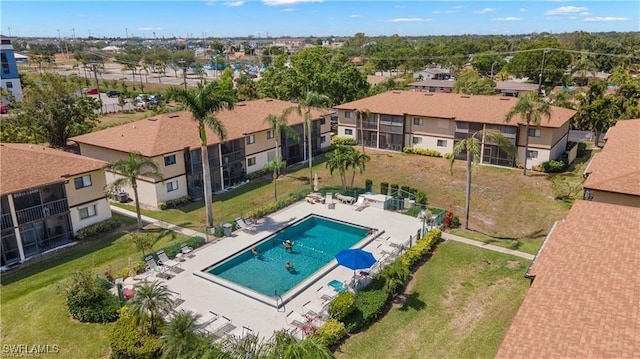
[1, 213, 13, 230]
[15, 198, 69, 225]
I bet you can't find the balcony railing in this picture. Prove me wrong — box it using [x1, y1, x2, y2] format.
[1, 213, 13, 230]
[15, 198, 69, 225]
[379, 124, 404, 134]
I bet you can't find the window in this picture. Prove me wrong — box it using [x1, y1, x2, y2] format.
[246, 135, 255, 145]
[437, 139, 447, 147]
[79, 205, 97, 220]
[266, 130, 274, 139]
[247, 157, 256, 166]
[527, 150, 539, 159]
[413, 118, 423, 126]
[164, 154, 177, 166]
[320, 118, 326, 125]
[1, 53, 8, 74]
[412, 136, 422, 144]
[437, 119, 449, 129]
[429, 87, 436, 92]
[345, 129, 353, 135]
[166, 180, 179, 192]
[528, 129, 541, 137]
[345, 111, 352, 119]
[6, 82, 12, 89]
[320, 135, 326, 144]
[74, 175, 92, 189]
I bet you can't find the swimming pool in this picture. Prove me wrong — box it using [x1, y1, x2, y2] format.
[196, 214, 375, 306]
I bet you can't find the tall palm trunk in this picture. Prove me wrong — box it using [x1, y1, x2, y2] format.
[275, 139, 280, 176]
[273, 171, 278, 201]
[523, 119, 530, 176]
[464, 142, 472, 230]
[307, 120, 313, 185]
[200, 137, 214, 229]
[132, 180, 143, 230]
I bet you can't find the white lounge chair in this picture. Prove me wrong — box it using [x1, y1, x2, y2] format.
[226, 325, 254, 340]
[236, 217, 257, 234]
[205, 313, 232, 337]
[352, 196, 369, 211]
[287, 311, 316, 329]
[180, 244, 195, 258]
[303, 300, 328, 320]
[145, 256, 170, 279]
[156, 250, 181, 272]
[316, 286, 339, 301]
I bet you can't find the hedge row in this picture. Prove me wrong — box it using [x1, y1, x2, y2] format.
[314, 228, 442, 347]
[332, 136, 357, 146]
[158, 195, 191, 210]
[141, 236, 206, 262]
[77, 217, 122, 240]
[403, 146, 442, 157]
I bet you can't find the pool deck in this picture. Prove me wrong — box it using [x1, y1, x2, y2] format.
[129, 200, 427, 339]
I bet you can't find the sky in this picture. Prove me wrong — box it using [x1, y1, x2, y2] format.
[1, 1, 638, 38]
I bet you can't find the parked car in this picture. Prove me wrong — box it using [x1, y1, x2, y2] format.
[106, 90, 121, 98]
[135, 94, 149, 102]
[0, 104, 9, 114]
[134, 100, 147, 108]
[85, 88, 99, 95]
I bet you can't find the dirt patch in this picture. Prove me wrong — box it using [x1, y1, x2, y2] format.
[506, 261, 521, 269]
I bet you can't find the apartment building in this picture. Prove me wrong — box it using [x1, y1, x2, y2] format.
[0, 144, 110, 267]
[335, 91, 576, 169]
[71, 98, 332, 209]
[0, 35, 23, 101]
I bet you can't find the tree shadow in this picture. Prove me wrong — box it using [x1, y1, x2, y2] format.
[398, 291, 426, 312]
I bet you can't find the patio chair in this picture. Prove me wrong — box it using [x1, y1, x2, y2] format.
[144, 256, 170, 279]
[205, 314, 233, 337]
[156, 250, 181, 272]
[180, 243, 195, 258]
[315, 286, 339, 301]
[352, 196, 369, 211]
[226, 325, 254, 340]
[287, 311, 317, 329]
[236, 217, 257, 234]
[302, 300, 328, 321]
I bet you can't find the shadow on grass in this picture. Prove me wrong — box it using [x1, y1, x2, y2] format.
[398, 291, 426, 312]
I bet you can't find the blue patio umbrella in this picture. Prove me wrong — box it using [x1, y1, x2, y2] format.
[335, 249, 376, 271]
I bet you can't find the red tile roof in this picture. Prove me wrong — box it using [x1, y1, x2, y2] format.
[335, 90, 576, 128]
[71, 98, 327, 157]
[0, 143, 108, 195]
[584, 119, 640, 197]
[497, 200, 640, 358]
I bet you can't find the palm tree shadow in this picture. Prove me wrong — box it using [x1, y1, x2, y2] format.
[398, 292, 426, 312]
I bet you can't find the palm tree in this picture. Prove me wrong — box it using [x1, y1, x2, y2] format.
[263, 112, 299, 176]
[355, 108, 372, 152]
[504, 92, 551, 175]
[450, 129, 516, 230]
[571, 54, 598, 86]
[291, 91, 330, 185]
[380, 261, 409, 296]
[264, 156, 286, 201]
[129, 282, 174, 335]
[349, 149, 370, 189]
[167, 82, 235, 230]
[161, 309, 208, 359]
[326, 145, 355, 192]
[104, 151, 164, 230]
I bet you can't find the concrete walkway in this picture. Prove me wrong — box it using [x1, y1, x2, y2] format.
[110, 205, 207, 238]
[441, 232, 535, 260]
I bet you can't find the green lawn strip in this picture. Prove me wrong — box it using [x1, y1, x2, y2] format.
[449, 228, 543, 255]
[335, 241, 530, 359]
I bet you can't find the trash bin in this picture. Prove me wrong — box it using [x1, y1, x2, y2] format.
[117, 192, 129, 203]
[222, 223, 233, 236]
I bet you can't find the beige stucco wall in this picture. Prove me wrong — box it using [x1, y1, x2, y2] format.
[337, 125, 357, 138]
[590, 190, 640, 208]
[405, 134, 453, 154]
[245, 130, 277, 156]
[319, 116, 332, 134]
[518, 122, 569, 150]
[407, 116, 454, 137]
[156, 176, 188, 204]
[246, 149, 276, 174]
[338, 110, 356, 125]
[517, 147, 551, 168]
[65, 169, 108, 207]
[78, 144, 129, 163]
[68, 198, 112, 235]
[155, 152, 186, 179]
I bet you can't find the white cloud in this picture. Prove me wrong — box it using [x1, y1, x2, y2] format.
[580, 12, 589, 15]
[394, 5, 406, 8]
[387, 17, 432, 23]
[282, 8, 295, 12]
[452, 5, 464, 10]
[350, 14, 361, 18]
[519, 8, 526, 12]
[224, 1, 244, 6]
[474, 7, 497, 14]
[492, 17, 522, 22]
[138, 27, 163, 31]
[433, 9, 462, 14]
[545, 6, 588, 15]
[262, 0, 322, 5]
[583, 16, 628, 22]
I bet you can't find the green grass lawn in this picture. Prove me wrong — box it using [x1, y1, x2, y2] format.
[335, 241, 531, 359]
[0, 215, 192, 358]
[449, 229, 543, 255]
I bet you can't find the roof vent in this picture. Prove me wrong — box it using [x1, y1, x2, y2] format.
[460, 95, 471, 98]
[424, 93, 434, 96]
[29, 145, 34, 149]
[169, 114, 179, 118]
[237, 103, 246, 106]
[132, 125, 137, 129]
[265, 99, 273, 102]
[392, 91, 401, 94]
[148, 118, 157, 121]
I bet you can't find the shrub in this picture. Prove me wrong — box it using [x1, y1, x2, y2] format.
[403, 147, 442, 157]
[531, 164, 544, 172]
[159, 195, 191, 210]
[541, 159, 568, 173]
[380, 182, 389, 195]
[443, 152, 453, 160]
[416, 191, 427, 205]
[114, 267, 130, 280]
[77, 218, 121, 240]
[109, 306, 162, 359]
[355, 289, 389, 323]
[379, 261, 410, 294]
[328, 291, 356, 322]
[313, 319, 347, 347]
[451, 215, 461, 228]
[443, 211, 454, 229]
[577, 142, 587, 156]
[365, 179, 373, 192]
[400, 185, 411, 198]
[247, 169, 269, 180]
[59, 270, 120, 323]
[398, 228, 441, 268]
[332, 136, 357, 146]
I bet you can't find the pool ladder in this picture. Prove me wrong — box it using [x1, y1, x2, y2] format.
[275, 290, 285, 311]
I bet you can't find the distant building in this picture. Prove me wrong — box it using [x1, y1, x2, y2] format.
[413, 68, 452, 81]
[408, 80, 455, 93]
[494, 81, 540, 97]
[0, 35, 23, 101]
[100, 46, 121, 54]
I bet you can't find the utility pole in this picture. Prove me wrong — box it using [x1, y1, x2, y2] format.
[89, 62, 103, 114]
[7, 26, 11, 37]
[72, 27, 75, 40]
[537, 48, 548, 98]
[125, 27, 128, 39]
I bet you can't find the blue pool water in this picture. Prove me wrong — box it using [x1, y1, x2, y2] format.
[206, 215, 369, 297]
